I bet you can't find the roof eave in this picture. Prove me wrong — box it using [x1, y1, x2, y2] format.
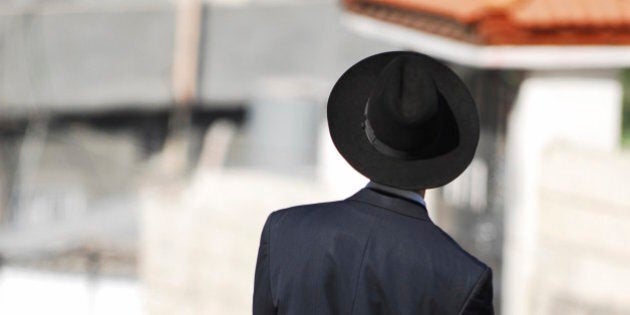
[343, 12, 630, 70]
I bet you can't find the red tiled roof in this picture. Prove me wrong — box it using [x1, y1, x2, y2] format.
[512, 0, 630, 28]
[360, 0, 491, 23]
[343, 0, 630, 45]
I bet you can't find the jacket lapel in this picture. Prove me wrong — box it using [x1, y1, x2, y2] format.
[347, 188, 432, 222]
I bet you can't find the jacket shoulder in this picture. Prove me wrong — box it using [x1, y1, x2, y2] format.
[267, 199, 362, 226]
[271, 200, 347, 216]
[430, 224, 490, 270]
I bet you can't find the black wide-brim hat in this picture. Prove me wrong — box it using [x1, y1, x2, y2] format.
[327, 51, 479, 190]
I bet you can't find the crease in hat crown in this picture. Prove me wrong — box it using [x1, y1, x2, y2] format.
[363, 55, 459, 160]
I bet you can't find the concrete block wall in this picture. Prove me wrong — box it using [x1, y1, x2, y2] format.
[140, 170, 329, 314]
[532, 146, 630, 315]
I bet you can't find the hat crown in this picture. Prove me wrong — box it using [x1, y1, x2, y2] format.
[366, 55, 458, 159]
[381, 56, 439, 125]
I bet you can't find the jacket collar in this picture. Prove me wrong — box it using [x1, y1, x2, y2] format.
[366, 181, 426, 208]
[347, 188, 431, 222]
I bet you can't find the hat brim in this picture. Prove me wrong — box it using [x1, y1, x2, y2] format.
[327, 51, 480, 190]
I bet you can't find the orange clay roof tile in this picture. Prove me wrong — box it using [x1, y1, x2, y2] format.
[360, 0, 489, 23]
[510, 0, 630, 28]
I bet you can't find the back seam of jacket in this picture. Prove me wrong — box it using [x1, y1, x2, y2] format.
[347, 202, 377, 315]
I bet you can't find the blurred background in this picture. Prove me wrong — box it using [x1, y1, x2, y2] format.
[0, 0, 628, 314]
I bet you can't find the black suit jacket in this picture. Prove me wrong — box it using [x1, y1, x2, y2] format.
[253, 188, 493, 315]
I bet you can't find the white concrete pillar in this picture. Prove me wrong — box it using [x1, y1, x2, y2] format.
[503, 70, 622, 315]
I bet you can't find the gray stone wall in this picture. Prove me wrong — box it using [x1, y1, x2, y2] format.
[0, 2, 175, 115]
[0, 1, 396, 115]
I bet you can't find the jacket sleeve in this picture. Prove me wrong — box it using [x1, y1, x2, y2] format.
[461, 267, 494, 315]
[253, 214, 277, 315]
